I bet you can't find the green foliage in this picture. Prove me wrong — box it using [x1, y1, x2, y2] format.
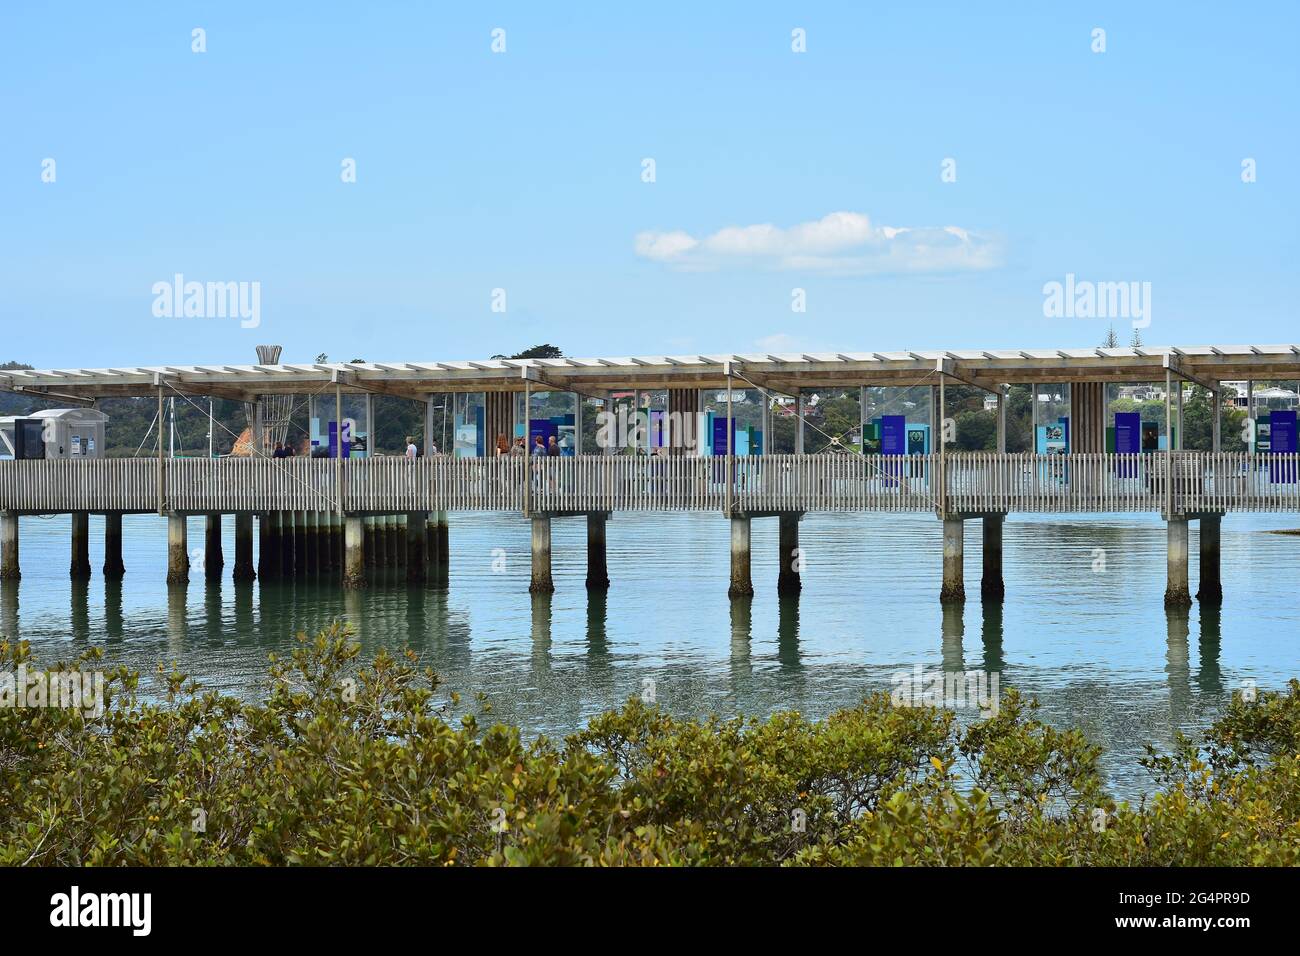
[3, 627, 1300, 866]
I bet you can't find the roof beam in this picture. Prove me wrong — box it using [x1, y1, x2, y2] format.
[1163, 354, 1219, 393]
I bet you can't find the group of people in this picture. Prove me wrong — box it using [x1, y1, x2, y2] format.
[494, 434, 564, 457]
[270, 436, 440, 458]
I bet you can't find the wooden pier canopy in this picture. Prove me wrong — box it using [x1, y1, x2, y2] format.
[4, 344, 1300, 402]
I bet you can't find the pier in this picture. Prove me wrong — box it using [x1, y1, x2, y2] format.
[2, 344, 1299, 604]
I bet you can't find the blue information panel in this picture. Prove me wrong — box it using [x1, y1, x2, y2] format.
[880, 415, 907, 486]
[1115, 411, 1140, 477]
[327, 421, 350, 459]
[1271, 410, 1296, 483]
[881, 416, 907, 456]
[711, 416, 733, 456]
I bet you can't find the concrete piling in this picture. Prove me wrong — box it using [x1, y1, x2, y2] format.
[940, 516, 965, 604]
[204, 513, 223, 581]
[258, 512, 276, 580]
[1, 511, 19, 580]
[103, 511, 125, 579]
[166, 513, 189, 585]
[728, 514, 753, 598]
[980, 514, 1005, 602]
[530, 514, 554, 594]
[777, 512, 801, 595]
[233, 512, 255, 581]
[294, 510, 308, 575]
[305, 511, 319, 576]
[279, 511, 295, 576]
[1164, 516, 1192, 608]
[1196, 513, 1223, 604]
[585, 512, 610, 591]
[70, 511, 92, 579]
[344, 515, 366, 589]
[406, 511, 428, 582]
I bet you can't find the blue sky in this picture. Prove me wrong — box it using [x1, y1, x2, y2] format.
[2, 1, 1296, 367]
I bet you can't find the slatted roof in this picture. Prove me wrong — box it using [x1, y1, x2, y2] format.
[2, 345, 1299, 402]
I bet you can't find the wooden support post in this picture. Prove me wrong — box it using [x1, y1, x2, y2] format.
[728, 513, 753, 598]
[343, 515, 366, 589]
[585, 512, 610, 590]
[1212, 390, 1222, 453]
[981, 514, 1005, 601]
[103, 512, 125, 579]
[204, 513, 223, 581]
[0, 511, 19, 580]
[156, 384, 165, 515]
[996, 387, 1007, 454]
[166, 513, 188, 586]
[794, 388, 804, 454]
[529, 513, 554, 594]
[233, 512, 255, 581]
[1196, 513, 1223, 604]
[70, 511, 92, 579]
[940, 516, 965, 604]
[1164, 516, 1192, 608]
[777, 512, 801, 595]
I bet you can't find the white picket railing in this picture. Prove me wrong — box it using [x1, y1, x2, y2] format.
[1, 452, 1299, 515]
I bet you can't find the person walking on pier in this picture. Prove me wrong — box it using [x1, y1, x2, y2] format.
[405, 436, 418, 459]
[273, 441, 286, 459]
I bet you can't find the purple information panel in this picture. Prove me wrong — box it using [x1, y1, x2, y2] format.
[328, 421, 350, 459]
[880, 415, 906, 486]
[1115, 411, 1140, 477]
[1271, 410, 1296, 484]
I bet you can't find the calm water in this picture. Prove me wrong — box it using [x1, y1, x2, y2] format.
[4, 510, 1300, 798]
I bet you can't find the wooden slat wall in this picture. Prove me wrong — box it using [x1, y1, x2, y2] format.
[484, 391, 513, 455]
[1, 453, 1298, 515]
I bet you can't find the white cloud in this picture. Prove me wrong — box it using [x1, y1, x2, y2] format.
[635, 211, 1001, 276]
